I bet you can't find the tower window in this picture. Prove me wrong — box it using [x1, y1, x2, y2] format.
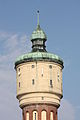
[33, 111, 38, 120]
[35, 113, 36, 120]
[41, 111, 46, 120]
[18, 68, 21, 76]
[32, 65, 35, 68]
[58, 73, 59, 81]
[57, 69, 60, 82]
[49, 65, 52, 69]
[50, 112, 54, 120]
[18, 68, 20, 71]
[42, 97, 44, 100]
[26, 112, 29, 120]
[32, 79, 35, 85]
[41, 68, 43, 77]
[19, 82, 20, 88]
[50, 80, 53, 87]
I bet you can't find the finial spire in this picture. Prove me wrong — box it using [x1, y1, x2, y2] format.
[37, 10, 40, 29]
[37, 10, 40, 26]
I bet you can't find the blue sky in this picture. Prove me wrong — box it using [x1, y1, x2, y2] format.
[0, 0, 80, 120]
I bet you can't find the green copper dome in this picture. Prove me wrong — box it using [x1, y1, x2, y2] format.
[15, 11, 64, 68]
[30, 25, 47, 41]
[15, 52, 64, 68]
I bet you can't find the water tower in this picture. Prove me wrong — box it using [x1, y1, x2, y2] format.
[15, 12, 64, 120]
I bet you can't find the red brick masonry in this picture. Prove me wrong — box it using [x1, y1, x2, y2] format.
[22, 104, 58, 120]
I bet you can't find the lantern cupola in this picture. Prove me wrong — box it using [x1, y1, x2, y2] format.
[30, 11, 47, 52]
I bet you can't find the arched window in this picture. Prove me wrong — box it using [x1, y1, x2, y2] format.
[50, 112, 54, 120]
[26, 112, 29, 120]
[41, 111, 46, 120]
[33, 111, 38, 120]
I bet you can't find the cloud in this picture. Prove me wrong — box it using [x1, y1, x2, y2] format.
[59, 99, 75, 120]
[0, 31, 31, 120]
[0, 31, 31, 68]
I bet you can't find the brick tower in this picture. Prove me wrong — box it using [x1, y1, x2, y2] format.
[15, 12, 64, 120]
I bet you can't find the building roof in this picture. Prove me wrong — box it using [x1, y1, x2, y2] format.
[15, 52, 64, 68]
[15, 11, 64, 68]
[30, 24, 47, 41]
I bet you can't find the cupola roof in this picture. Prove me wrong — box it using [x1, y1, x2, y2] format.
[30, 25, 47, 41]
[15, 11, 64, 68]
[30, 11, 47, 52]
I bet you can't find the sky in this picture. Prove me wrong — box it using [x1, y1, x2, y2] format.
[0, 0, 80, 120]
